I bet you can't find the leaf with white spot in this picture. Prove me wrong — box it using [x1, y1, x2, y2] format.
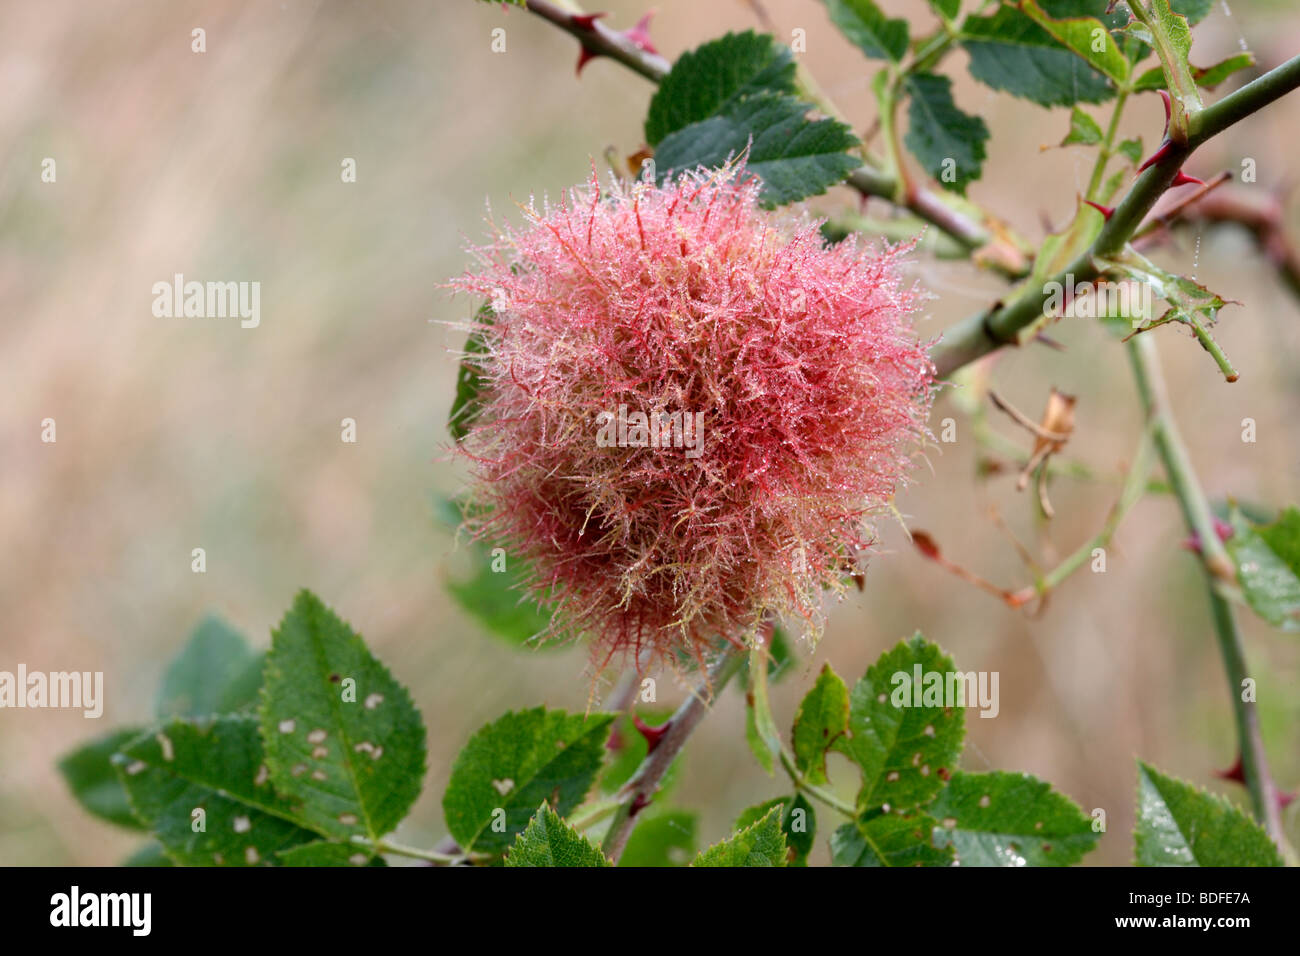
[443, 706, 614, 854]
[113, 716, 318, 866]
[930, 770, 1100, 866]
[156, 615, 264, 718]
[830, 811, 953, 866]
[1135, 761, 1283, 867]
[692, 804, 787, 866]
[276, 841, 386, 867]
[834, 633, 966, 814]
[59, 727, 149, 830]
[505, 805, 611, 867]
[259, 590, 427, 842]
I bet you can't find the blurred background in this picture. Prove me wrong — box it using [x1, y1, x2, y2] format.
[2, 0, 1297, 866]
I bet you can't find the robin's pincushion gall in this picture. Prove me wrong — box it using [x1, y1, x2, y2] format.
[450, 164, 934, 672]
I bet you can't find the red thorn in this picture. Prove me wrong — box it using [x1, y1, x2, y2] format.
[1158, 89, 1171, 133]
[574, 10, 658, 76]
[911, 531, 940, 560]
[624, 11, 658, 55]
[1137, 140, 1176, 174]
[629, 791, 652, 817]
[1171, 169, 1207, 188]
[1182, 518, 1234, 554]
[1083, 199, 1114, 221]
[1216, 753, 1297, 809]
[606, 726, 624, 752]
[1215, 754, 1246, 784]
[632, 714, 670, 753]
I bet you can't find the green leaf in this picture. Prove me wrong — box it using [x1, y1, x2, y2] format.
[902, 73, 989, 195]
[59, 727, 148, 830]
[447, 304, 493, 443]
[959, 4, 1115, 107]
[1116, 136, 1144, 165]
[735, 794, 816, 866]
[792, 663, 849, 785]
[823, 0, 909, 63]
[653, 92, 861, 206]
[1094, 247, 1237, 381]
[1020, 0, 1129, 85]
[693, 805, 788, 866]
[506, 805, 612, 867]
[121, 842, 173, 867]
[114, 716, 319, 866]
[259, 590, 427, 842]
[928, 0, 961, 22]
[156, 615, 263, 718]
[1135, 761, 1283, 866]
[1060, 106, 1103, 146]
[834, 633, 966, 814]
[437, 495, 555, 649]
[831, 811, 953, 866]
[276, 841, 385, 866]
[1226, 506, 1300, 631]
[1133, 52, 1256, 92]
[618, 810, 698, 867]
[930, 770, 1100, 866]
[644, 31, 796, 146]
[442, 707, 614, 854]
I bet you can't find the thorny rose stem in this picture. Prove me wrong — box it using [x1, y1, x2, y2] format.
[512, 3, 1300, 855]
[1127, 336, 1289, 852]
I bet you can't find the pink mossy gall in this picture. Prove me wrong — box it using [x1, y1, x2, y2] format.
[449, 162, 935, 674]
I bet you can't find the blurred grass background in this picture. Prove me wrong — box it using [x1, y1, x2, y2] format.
[1, 0, 1297, 865]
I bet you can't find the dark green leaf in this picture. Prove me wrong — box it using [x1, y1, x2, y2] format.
[1135, 761, 1283, 866]
[653, 92, 861, 206]
[959, 4, 1114, 107]
[645, 31, 796, 146]
[792, 663, 849, 784]
[930, 770, 1100, 866]
[114, 716, 319, 866]
[823, 0, 909, 62]
[59, 728, 148, 830]
[1020, 0, 1129, 85]
[443, 707, 613, 854]
[156, 615, 263, 718]
[834, 633, 966, 814]
[902, 73, 989, 195]
[259, 591, 427, 842]
[928, 0, 961, 21]
[1171, 0, 1212, 25]
[506, 805, 611, 867]
[693, 805, 787, 866]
